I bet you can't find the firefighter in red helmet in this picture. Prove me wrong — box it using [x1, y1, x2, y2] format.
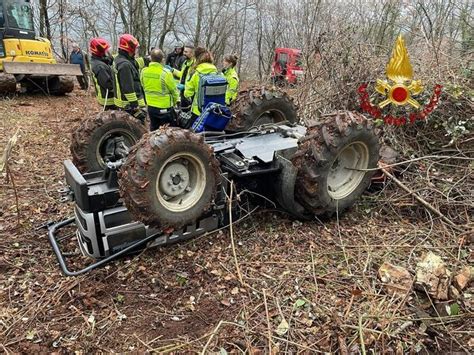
[89, 38, 115, 109]
[112, 34, 146, 122]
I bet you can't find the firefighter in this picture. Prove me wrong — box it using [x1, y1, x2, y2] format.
[112, 34, 146, 123]
[166, 44, 195, 110]
[89, 38, 115, 109]
[184, 49, 220, 120]
[222, 54, 239, 105]
[140, 49, 180, 131]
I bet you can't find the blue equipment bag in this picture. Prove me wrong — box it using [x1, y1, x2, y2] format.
[197, 74, 227, 112]
[191, 73, 231, 132]
[192, 103, 232, 132]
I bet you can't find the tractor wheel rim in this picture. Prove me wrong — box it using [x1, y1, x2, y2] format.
[156, 152, 206, 212]
[327, 141, 369, 200]
[96, 128, 136, 168]
[254, 108, 286, 127]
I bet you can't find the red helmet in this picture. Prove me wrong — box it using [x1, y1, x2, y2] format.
[119, 34, 139, 55]
[89, 38, 110, 57]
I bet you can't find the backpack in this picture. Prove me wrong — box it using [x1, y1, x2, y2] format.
[196, 74, 227, 111]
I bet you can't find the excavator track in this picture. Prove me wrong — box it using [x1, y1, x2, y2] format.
[0, 73, 17, 95]
[21, 75, 75, 95]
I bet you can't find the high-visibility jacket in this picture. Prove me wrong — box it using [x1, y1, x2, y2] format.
[135, 56, 150, 71]
[140, 62, 179, 109]
[173, 58, 195, 84]
[223, 66, 239, 105]
[112, 50, 146, 109]
[184, 62, 221, 116]
[91, 55, 114, 106]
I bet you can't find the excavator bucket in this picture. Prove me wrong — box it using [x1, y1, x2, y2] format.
[3, 62, 83, 76]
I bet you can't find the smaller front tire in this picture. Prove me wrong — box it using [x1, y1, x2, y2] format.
[118, 127, 220, 229]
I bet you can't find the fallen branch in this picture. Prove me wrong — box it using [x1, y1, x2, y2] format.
[380, 164, 458, 228]
[0, 128, 20, 173]
[1, 128, 21, 225]
[228, 181, 244, 286]
[352, 154, 474, 172]
[263, 289, 273, 354]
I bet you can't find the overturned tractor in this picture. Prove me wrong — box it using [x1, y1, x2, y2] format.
[48, 86, 379, 275]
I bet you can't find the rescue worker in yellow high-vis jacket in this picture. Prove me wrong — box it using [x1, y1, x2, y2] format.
[140, 49, 180, 131]
[184, 49, 221, 119]
[165, 44, 195, 111]
[222, 54, 240, 105]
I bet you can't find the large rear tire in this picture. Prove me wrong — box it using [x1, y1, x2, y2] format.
[118, 127, 220, 229]
[228, 86, 297, 131]
[292, 112, 380, 217]
[70, 110, 147, 173]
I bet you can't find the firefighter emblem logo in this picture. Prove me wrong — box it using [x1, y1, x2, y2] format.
[358, 35, 442, 126]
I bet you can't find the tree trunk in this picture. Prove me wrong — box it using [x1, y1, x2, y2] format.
[158, 0, 172, 50]
[39, 0, 51, 40]
[237, 0, 249, 77]
[194, 0, 203, 47]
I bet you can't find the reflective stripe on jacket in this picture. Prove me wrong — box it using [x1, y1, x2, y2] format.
[136, 56, 150, 71]
[91, 56, 114, 106]
[112, 51, 145, 108]
[140, 62, 179, 109]
[173, 58, 195, 84]
[223, 66, 239, 105]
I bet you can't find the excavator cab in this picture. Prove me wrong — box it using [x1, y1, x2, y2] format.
[0, 0, 81, 95]
[0, 0, 35, 39]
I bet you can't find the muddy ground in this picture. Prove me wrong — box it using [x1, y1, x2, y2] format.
[0, 89, 472, 353]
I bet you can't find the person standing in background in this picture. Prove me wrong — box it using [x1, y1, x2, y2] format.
[69, 43, 89, 90]
[222, 54, 240, 105]
[89, 38, 115, 109]
[140, 49, 180, 130]
[167, 44, 195, 111]
[112, 34, 146, 123]
[166, 45, 185, 70]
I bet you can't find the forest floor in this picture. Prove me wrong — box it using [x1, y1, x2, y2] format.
[0, 87, 472, 353]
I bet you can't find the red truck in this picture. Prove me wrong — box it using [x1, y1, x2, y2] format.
[271, 47, 304, 85]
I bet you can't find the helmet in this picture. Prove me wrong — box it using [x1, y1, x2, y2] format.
[89, 38, 110, 57]
[119, 34, 139, 55]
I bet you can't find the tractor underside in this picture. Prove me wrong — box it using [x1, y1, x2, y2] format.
[49, 124, 310, 275]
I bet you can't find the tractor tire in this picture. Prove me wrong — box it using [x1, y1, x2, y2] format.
[292, 111, 380, 217]
[228, 86, 297, 131]
[70, 110, 147, 173]
[0, 73, 17, 95]
[118, 127, 220, 229]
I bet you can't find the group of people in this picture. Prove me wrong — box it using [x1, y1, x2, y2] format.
[87, 34, 240, 131]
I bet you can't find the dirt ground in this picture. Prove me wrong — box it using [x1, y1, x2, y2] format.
[0, 88, 472, 353]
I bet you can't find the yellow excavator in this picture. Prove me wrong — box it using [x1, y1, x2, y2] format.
[0, 0, 82, 95]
